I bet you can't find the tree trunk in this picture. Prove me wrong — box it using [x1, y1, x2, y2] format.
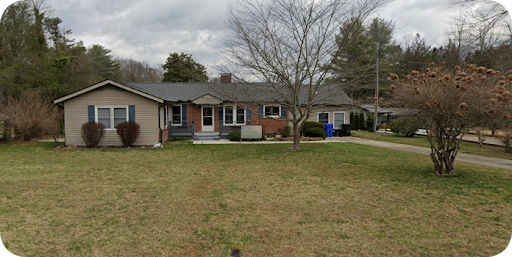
[430, 149, 456, 175]
[428, 129, 458, 175]
[430, 149, 445, 175]
[291, 121, 301, 151]
[475, 127, 485, 147]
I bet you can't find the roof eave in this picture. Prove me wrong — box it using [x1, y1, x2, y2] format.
[53, 80, 165, 104]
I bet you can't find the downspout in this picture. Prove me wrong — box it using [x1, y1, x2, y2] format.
[158, 104, 164, 144]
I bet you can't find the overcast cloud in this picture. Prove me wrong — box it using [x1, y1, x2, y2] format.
[1, 0, 511, 75]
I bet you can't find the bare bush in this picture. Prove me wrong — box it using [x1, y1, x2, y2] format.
[499, 130, 512, 153]
[116, 121, 140, 147]
[81, 122, 106, 148]
[2, 90, 62, 141]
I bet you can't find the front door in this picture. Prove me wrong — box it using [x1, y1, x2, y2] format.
[202, 106, 214, 132]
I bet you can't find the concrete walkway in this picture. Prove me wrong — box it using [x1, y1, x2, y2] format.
[415, 129, 504, 147]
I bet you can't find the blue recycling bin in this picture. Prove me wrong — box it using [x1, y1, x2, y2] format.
[324, 123, 333, 137]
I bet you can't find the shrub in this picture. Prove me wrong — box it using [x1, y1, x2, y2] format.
[170, 136, 189, 141]
[116, 121, 140, 147]
[227, 131, 241, 141]
[390, 117, 422, 137]
[81, 122, 106, 148]
[302, 121, 324, 133]
[3, 90, 62, 141]
[499, 131, 512, 153]
[304, 127, 326, 138]
[358, 112, 365, 130]
[365, 112, 374, 132]
[350, 112, 358, 130]
[278, 126, 292, 138]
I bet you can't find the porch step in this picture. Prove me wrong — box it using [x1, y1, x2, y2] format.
[194, 132, 220, 141]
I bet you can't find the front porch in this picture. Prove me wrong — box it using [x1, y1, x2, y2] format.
[168, 120, 266, 141]
[167, 120, 242, 141]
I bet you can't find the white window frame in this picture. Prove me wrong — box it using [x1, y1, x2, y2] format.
[333, 111, 346, 129]
[317, 112, 330, 124]
[171, 105, 182, 126]
[223, 105, 246, 126]
[263, 105, 281, 117]
[95, 105, 128, 130]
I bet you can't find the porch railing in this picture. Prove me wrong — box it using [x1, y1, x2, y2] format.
[168, 120, 195, 139]
[219, 124, 241, 139]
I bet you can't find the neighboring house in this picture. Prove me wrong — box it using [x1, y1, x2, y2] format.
[357, 104, 416, 125]
[54, 75, 353, 146]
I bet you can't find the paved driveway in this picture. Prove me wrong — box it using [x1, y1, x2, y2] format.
[336, 137, 512, 170]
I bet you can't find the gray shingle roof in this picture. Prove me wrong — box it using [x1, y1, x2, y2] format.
[123, 82, 353, 106]
[124, 82, 221, 102]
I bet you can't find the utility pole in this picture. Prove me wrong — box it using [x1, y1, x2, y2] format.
[373, 48, 379, 133]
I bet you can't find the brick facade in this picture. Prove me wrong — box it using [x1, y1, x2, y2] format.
[246, 106, 289, 134]
[183, 104, 289, 135]
[159, 128, 169, 143]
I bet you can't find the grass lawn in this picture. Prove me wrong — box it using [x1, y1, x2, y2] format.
[1, 141, 511, 256]
[352, 130, 512, 160]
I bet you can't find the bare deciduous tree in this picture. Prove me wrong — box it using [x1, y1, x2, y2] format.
[389, 63, 512, 174]
[448, 0, 510, 33]
[217, 0, 391, 150]
[446, 0, 512, 70]
[117, 58, 163, 83]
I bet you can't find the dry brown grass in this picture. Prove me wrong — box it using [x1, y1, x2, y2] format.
[0, 142, 511, 256]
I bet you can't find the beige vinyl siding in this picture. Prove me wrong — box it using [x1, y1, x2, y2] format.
[64, 85, 160, 146]
[159, 106, 166, 129]
[305, 106, 351, 125]
[192, 94, 222, 105]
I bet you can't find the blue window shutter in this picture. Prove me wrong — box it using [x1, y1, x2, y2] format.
[88, 105, 95, 122]
[246, 109, 251, 124]
[182, 104, 187, 126]
[258, 105, 263, 118]
[219, 107, 224, 122]
[281, 106, 287, 118]
[129, 105, 135, 122]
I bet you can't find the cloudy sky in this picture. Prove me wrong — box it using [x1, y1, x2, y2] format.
[1, 0, 511, 75]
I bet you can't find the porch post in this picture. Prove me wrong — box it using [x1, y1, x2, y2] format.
[219, 106, 224, 138]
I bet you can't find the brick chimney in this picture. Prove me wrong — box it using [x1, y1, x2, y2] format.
[220, 73, 232, 83]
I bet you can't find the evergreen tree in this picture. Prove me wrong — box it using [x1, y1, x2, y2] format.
[162, 52, 208, 82]
[329, 17, 399, 100]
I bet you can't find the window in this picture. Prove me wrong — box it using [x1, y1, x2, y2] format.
[224, 106, 234, 124]
[318, 112, 329, 123]
[96, 106, 127, 129]
[114, 108, 127, 128]
[236, 108, 245, 124]
[264, 105, 280, 117]
[97, 108, 111, 128]
[224, 106, 245, 125]
[333, 112, 345, 129]
[171, 105, 182, 125]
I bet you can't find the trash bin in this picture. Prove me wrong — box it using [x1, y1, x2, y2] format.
[324, 123, 333, 137]
[341, 124, 352, 136]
